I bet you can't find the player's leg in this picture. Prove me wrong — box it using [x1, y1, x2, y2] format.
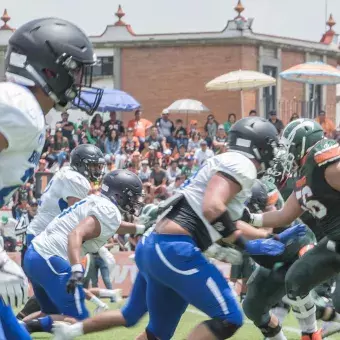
[17, 296, 41, 320]
[243, 265, 289, 340]
[240, 255, 255, 302]
[52, 271, 148, 339]
[284, 238, 340, 339]
[143, 233, 243, 339]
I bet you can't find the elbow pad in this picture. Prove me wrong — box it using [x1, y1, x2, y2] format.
[211, 210, 237, 238]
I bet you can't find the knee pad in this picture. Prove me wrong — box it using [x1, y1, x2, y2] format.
[203, 319, 241, 339]
[258, 322, 282, 338]
[282, 292, 316, 319]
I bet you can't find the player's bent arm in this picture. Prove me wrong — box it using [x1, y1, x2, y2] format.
[116, 221, 145, 235]
[0, 132, 8, 152]
[236, 220, 270, 239]
[325, 161, 340, 191]
[67, 196, 81, 207]
[202, 172, 241, 222]
[257, 193, 303, 229]
[68, 216, 101, 266]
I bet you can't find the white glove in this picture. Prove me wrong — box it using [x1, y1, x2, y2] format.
[0, 240, 28, 307]
[98, 246, 116, 281]
[205, 244, 243, 265]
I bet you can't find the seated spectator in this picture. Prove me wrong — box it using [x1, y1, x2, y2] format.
[187, 132, 202, 153]
[41, 126, 52, 160]
[194, 140, 214, 166]
[173, 119, 188, 140]
[187, 119, 199, 135]
[150, 163, 168, 201]
[104, 111, 125, 136]
[213, 125, 228, 154]
[126, 161, 138, 174]
[104, 129, 122, 165]
[35, 159, 49, 173]
[181, 155, 198, 178]
[315, 110, 335, 138]
[46, 127, 69, 168]
[144, 145, 162, 168]
[156, 110, 175, 149]
[223, 113, 236, 133]
[204, 114, 219, 139]
[173, 144, 188, 169]
[77, 119, 96, 145]
[161, 149, 173, 170]
[166, 160, 181, 184]
[200, 129, 213, 148]
[174, 129, 188, 151]
[91, 113, 105, 137]
[104, 156, 115, 173]
[290, 113, 299, 122]
[128, 109, 152, 144]
[120, 127, 140, 169]
[167, 174, 186, 197]
[145, 126, 167, 152]
[268, 111, 284, 134]
[130, 151, 141, 173]
[57, 111, 76, 150]
[138, 160, 151, 183]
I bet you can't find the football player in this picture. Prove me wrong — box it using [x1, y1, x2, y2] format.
[52, 117, 304, 340]
[244, 118, 340, 340]
[22, 170, 144, 334]
[0, 16, 103, 339]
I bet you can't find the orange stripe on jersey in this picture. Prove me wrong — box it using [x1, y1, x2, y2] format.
[267, 191, 279, 206]
[295, 176, 306, 188]
[298, 244, 314, 257]
[81, 256, 87, 269]
[314, 145, 340, 165]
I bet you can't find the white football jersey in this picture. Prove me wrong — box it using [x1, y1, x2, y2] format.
[27, 166, 91, 236]
[181, 151, 257, 243]
[32, 194, 122, 261]
[0, 82, 45, 207]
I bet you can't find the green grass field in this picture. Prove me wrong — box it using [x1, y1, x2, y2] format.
[17, 302, 340, 340]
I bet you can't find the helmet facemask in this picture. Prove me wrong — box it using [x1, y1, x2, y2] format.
[84, 159, 106, 182]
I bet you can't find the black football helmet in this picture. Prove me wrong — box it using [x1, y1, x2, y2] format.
[228, 117, 280, 171]
[247, 179, 268, 213]
[5, 17, 103, 115]
[101, 170, 144, 216]
[70, 144, 105, 182]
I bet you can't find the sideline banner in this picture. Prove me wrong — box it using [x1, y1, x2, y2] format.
[9, 251, 236, 297]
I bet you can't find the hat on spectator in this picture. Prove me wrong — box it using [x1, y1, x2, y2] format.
[164, 149, 172, 156]
[56, 127, 63, 132]
[127, 127, 134, 132]
[200, 140, 208, 145]
[186, 155, 194, 161]
[141, 160, 148, 165]
[218, 124, 225, 130]
[1, 216, 8, 224]
[82, 118, 89, 124]
[269, 111, 277, 116]
[162, 109, 169, 115]
[148, 144, 156, 150]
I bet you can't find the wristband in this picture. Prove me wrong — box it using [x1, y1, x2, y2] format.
[71, 264, 83, 273]
[251, 214, 263, 228]
[135, 224, 145, 235]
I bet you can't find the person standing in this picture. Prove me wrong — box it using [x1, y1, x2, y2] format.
[315, 110, 335, 138]
[268, 111, 284, 134]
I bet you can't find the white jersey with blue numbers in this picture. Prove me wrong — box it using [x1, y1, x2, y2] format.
[181, 151, 257, 244]
[0, 82, 45, 207]
[32, 194, 122, 261]
[27, 166, 91, 237]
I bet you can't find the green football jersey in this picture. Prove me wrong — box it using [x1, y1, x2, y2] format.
[294, 139, 340, 240]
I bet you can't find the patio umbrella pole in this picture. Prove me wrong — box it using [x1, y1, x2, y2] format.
[241, 89, 245, 118]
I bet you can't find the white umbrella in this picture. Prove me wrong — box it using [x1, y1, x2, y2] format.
[166, 99, 210, 124]
[206, 70, 276, 117]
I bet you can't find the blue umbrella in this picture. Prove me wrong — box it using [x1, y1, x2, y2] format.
[75, 88, 140, 112]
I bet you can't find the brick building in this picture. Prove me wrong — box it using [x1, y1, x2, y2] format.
[1, 2, 340, 127]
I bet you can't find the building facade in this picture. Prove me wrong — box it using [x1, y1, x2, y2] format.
[0, 2, 340, 127]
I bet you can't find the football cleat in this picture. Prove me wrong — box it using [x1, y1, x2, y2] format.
[301, 329, 322, 340]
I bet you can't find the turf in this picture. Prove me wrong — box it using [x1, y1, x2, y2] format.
[16, 302, 340, 340]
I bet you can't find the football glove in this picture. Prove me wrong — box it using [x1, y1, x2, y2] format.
[275, 224, 307, 244]
[66, 265, 84, 294]
[205, 244, 243, 265]
[0, 238, 28, 307]
[245, 238, 285, 256]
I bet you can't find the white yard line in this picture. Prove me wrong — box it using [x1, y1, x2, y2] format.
[186, 308, 335, 339]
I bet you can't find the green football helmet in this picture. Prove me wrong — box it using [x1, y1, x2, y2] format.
[280, 118, 324, 173]
[138, 204, 159, 230]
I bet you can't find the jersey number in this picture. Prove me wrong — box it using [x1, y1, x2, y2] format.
[296, 186, 327, 219]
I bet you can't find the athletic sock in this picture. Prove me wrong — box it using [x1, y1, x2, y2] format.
[98, 289, 116, 298]
[271, 307, 289, 325]
[26, 316, 53, 333]
[296, 313, 318, 334]
[90, 296, 107, 308]
[268, 330, 287, 340]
